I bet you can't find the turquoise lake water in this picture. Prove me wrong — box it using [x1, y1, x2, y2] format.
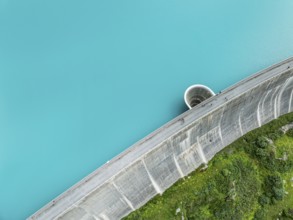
[1, 1, 293, 219]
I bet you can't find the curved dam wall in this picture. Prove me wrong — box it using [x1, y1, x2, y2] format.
[29, 58, 293, 220]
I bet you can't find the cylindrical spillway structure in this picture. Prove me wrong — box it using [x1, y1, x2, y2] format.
[184, 84, 215, 109]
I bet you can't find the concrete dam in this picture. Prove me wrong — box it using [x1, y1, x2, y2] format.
[29, 57, 293, 220]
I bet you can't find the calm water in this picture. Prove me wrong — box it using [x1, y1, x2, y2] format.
[0, 1, 293, 219]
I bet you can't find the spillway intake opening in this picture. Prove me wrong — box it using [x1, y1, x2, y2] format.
[184, 84, 215, 109]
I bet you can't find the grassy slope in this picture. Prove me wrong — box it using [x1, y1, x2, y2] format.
[124, 112, 293, 220]
[266, 135, 293, 218]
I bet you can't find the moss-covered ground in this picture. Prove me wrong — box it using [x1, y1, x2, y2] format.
[124, 112, 293, 220]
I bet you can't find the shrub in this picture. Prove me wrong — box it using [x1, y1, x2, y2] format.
[282, 208, 293, 218]
[276, 159, 293, 173]
[268, 131, 283, 141]
[258, 195, 270, 206]
[272, 187, 285, 200]
[254, 148, 268, 158]
[286, 128, 293, 138]
[254, 209, 265, 220]
[255, 136, 269, 148]
[264, 175, 285, 202]
[221, 169, 230, 177]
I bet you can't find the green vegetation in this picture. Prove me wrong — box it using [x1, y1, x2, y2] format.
[124, 112, 293, 220]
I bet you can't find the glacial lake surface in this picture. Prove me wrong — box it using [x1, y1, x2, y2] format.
[1, 1, 293, 219]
